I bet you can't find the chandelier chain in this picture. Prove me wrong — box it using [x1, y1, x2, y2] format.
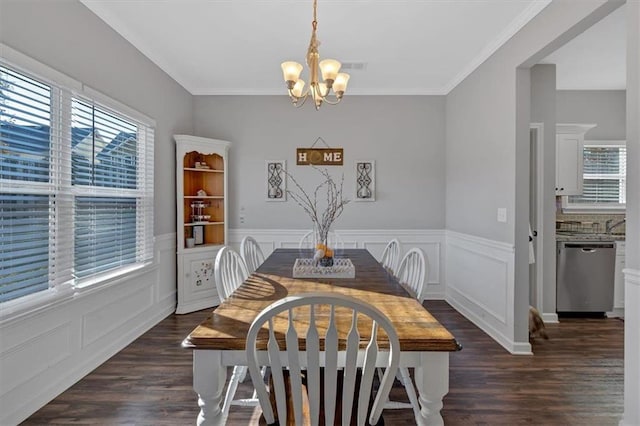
[280, 0, 350, 110]
[313, 0, 317, 24]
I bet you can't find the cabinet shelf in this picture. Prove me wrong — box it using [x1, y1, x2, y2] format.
[184, 167, 224, 173]
[182, 242, 224, 251]
[184, 222, 224, 226]
[184, 195, 224, 199]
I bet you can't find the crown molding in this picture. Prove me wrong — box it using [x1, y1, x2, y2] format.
[190, 87, 448, 96]
[441, 0, 552, 94]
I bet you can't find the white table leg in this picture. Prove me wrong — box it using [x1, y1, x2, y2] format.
[194, 350, 227, 426]
[414, 352, 449, 426]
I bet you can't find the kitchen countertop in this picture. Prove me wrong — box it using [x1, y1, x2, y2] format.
[556, 232, 625, 242]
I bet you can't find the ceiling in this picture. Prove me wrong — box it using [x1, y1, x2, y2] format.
[80, 0, 552, 96]
[542, 5, 626, 90]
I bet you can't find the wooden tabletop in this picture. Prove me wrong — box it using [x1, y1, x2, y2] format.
[182, 249, 460, 352]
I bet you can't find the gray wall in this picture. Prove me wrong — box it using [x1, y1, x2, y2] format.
[530, 64, 558, 316]
[194, 95, 446, 230]
[557, 90, 626, 140]
[446, 1, 618, 243]
[445, 0, 619, 343]
[0, 0, 194, 236]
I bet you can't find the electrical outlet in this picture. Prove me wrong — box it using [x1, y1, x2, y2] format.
[497, 208, 507, 223]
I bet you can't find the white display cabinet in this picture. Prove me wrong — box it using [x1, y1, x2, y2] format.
[175, 134, 231, 314]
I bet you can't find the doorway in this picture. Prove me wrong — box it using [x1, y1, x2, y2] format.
[529, 124, 544, 312]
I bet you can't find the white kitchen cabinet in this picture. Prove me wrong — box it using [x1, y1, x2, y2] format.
[611, 241, 625, 317]
[175, 135, 231, 314]
[555, 124, 596, 195]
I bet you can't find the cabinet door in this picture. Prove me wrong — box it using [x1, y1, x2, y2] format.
[556, 134, 583, 195]
[176, 250, 221, 314]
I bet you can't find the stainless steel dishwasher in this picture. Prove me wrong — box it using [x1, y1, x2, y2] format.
[556, 241, 616, 313]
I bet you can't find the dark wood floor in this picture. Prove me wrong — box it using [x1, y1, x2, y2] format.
[22, 301, 624, 425]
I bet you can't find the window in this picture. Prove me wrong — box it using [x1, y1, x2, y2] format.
[565, 141, 626, 211]
[0, 62, 154, 304]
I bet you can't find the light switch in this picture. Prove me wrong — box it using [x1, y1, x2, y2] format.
[497, 208, 507, 223]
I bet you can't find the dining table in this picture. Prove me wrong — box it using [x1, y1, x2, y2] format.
[182, 248, 461, 426]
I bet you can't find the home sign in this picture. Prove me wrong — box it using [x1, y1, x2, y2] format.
[296, 148, 344, 166]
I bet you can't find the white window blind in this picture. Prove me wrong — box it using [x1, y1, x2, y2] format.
[0, 62, 154, 304]
[567, 144, 626, 209]
[0, 194, 51, 301]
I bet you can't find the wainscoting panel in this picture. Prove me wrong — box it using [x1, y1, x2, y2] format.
[82, 284, 155, 347]
[228, 229, 446, 298]
[156, 234, 179, 303]
[0, 322, 72, 397]
[0, 234, 177, 426]
[445, 231, 527, 354]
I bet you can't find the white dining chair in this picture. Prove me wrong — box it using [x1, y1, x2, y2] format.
[380, 247, 428, 420]
[214, 246, 250, 301]
[246, 292, 401, 426]
[240, 235, 265, 274]
[396, 247, 427, 303]
[380, 238, 401, 276]
[298, 229, 345, 251]
[213, 246, 254, 419]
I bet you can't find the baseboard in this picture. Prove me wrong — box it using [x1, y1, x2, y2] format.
[606, 308, 625, 319]
[542, 313, 559, 323]
[446, 292, 531, 355]
[175, 295, 221, 314]
[424, 291, 446, 300]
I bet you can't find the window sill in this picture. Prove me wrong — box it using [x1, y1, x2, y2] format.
[0, 284, 75, 325]
[74, 262, 154, 291]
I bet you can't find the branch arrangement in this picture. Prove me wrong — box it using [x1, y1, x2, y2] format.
[286, 167, 349, 248]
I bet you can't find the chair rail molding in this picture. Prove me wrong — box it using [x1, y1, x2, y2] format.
[228, 228, 446, 299]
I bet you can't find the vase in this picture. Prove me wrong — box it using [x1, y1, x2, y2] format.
[319, 256, 334, 267]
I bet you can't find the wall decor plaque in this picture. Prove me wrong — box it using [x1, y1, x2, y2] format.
[296, 148, 344, 166]
[266, 160, 286, 201]
[355, 160, 375, 201]
[297, 137, 343, 166]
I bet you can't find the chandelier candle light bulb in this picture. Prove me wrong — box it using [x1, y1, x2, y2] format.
[281, 0, 350, 110]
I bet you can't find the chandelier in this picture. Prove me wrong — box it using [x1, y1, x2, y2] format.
[280, 0, 350, 110]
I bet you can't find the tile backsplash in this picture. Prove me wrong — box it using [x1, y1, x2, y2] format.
[556, 211, 626, 234]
